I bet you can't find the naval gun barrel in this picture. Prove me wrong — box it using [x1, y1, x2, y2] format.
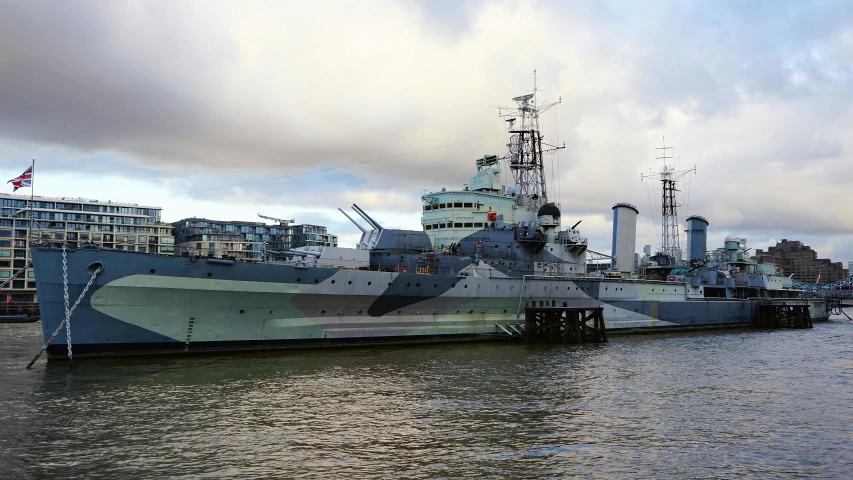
[352, 204, 383, 230]
[338, 208, 368, 233]
[570, 220, 582, 230]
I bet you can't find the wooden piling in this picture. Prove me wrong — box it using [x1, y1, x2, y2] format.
[525, 306, 607, 344]
[754, 303, 812, 329]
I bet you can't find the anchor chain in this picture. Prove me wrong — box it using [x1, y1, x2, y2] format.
[25, 246, 101, 368]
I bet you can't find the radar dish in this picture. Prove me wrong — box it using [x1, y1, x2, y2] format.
[508, 134, 521, 154]
[512, 93, 534, 102]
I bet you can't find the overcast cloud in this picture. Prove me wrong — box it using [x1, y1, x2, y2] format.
[0, 0, 851, 265]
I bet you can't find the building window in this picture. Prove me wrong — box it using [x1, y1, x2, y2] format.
[0, 271, 9, 278]
[27, 271, 35, 278]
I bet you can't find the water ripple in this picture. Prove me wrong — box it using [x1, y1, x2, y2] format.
[2, 320, 852, 479]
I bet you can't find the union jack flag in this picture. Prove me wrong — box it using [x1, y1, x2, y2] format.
[8, 166, 32, 192]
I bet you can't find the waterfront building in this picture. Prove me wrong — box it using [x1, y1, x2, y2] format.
[0, 193, 174, 303]
[172, 218, 338, 261]
[754, 239, 846, 283]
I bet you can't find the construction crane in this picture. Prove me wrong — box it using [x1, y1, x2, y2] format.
[257, 214, 294, 225]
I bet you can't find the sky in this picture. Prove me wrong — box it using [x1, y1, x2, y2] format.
[1, 0, 851, 269]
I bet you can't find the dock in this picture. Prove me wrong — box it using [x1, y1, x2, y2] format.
[753, 302, 812, 329]
[524, 306, 607, 344]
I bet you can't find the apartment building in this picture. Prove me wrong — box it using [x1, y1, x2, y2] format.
[0, 193, 174, 302]
[172, 218, 338, 261]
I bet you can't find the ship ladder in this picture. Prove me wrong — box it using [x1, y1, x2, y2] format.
[427, 253, 437, 275]
[26, 244, 102, 368]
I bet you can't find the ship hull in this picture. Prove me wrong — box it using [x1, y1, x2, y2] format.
[32, 248, 827, 359]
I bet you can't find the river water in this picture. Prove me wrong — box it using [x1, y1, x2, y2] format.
[1, 320, 852, 479]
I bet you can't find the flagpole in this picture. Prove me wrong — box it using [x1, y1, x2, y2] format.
[27, 160, 34, 285]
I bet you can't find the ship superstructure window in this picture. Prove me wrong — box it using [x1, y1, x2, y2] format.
[432, 224, 438, 229]
[439, 223, 446, 228]
[454, 223, 463, 228]
[454, 203, 463, 208]
[424, 205, 431, 211]
[439, 204, 446, 208]
[425, 225, 432, 230]
[464, 203, 473, 208]
[474, 223, 484, 227]
[464, 223, 473, 228]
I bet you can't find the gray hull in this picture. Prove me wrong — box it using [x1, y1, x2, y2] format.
[32, 248, 827, 359]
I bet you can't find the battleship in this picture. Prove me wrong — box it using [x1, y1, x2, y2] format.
[31, 83, 827, 359]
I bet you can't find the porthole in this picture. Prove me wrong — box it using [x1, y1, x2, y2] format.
[239, 309, 245, 314]
[464, 285, 468, 288]
[397, 310, 401, 314]
[388, 282, 392, 286]
[314, 279, 319, 284]
[331, 280, 336, 284]
[207, 272, 212, 278]
[434, 284, 438, 288]
[150, 269, 155, 274]
[358, 310, 362, 314]
[269, 310, 272, 314]
[503, 309, 507, 313]
[407, 283, 411, 287]
[416, 283, 420, 287]
[348, 280, 352, 285]
[368, 281, 372, 286]
[321, 310, 325, 314]
[296, 277, 301, 282]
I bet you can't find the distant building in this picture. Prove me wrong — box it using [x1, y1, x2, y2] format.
[172, 218, 337, 261]
[754, 239, 846, 283]
[0, 193, 174, 303]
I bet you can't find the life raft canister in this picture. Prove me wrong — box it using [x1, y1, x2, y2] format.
[487, 212, 497, 221]
[668, 275, 676, 281]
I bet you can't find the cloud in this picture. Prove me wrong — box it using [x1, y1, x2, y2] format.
[0, 0, 851, 263]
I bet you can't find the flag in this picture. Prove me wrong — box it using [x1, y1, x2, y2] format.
[816, 271, 821, 284]
[7, 166, 32, 192]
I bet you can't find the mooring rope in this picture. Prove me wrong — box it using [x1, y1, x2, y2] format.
[0, 260, 32, 290]
[26, 246, 101, 369]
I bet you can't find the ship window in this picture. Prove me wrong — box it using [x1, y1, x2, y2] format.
[432, 224, 439, 229]
[439, 203, 446, 208]
[453, 203, 463, 208]
[425, 225, 432, 230]
[454, 223, 463, 228]
[464, 223, 473, 228]
[474, 223, 483, 228]
[439, 223, 446, 228]
[424, 205, 431, 211]
[464, 203, 473, 208]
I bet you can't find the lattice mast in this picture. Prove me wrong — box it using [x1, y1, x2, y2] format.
[499, 70, 563, 210]
[641, 138, 696, 258]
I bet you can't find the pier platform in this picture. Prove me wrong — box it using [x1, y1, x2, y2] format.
[524, 306, 607, 344]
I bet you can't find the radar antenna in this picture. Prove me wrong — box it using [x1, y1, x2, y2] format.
[497, 69, 564, 211]
[641, 137, 696, 259]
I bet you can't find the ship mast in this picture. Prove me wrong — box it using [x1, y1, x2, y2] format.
[500, 70, 562, 210]
[641, 137, 695, 259]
